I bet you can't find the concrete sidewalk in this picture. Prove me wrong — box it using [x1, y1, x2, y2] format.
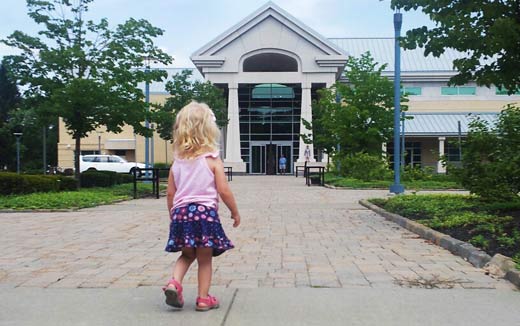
[1, 286, 519, 326]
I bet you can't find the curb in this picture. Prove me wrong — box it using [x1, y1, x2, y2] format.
[359, 199, 520, 289]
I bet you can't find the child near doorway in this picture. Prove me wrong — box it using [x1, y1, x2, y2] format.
[279, 154, 287, 175]
[163, 101, 241, 311]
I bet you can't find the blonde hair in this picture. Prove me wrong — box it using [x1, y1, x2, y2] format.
[172, 101, 220, 159]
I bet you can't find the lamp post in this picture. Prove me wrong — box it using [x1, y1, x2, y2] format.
[390, 10, 405, 194]
[144, 57, 151, 174]
[13, 132, 22, 174]
[150, 123, 155, 168]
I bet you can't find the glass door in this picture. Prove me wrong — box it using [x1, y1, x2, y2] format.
[251, 145, 266, 174]
[276, 145, 292, 174]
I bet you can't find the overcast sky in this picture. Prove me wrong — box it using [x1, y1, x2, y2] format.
[0, 0, 433, 68]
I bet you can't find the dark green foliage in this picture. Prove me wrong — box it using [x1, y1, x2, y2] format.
[0, 62, 21, 171]
[391, 0, 520, 94]
[1, 0, 172, 178]
[154, 69, 227, 141]
[56, 176, 78, 191]
[0, 172, 76, 195]
[373, 194, 520, 259]
[153, 162, 171, 178]
[455, 105, 520, 201]
[80, 170, 133, 188]
[339, 153, 389, 181]
[305, 52, 407, 160]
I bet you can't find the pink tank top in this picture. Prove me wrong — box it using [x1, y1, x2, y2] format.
[172, 152, 219, 210]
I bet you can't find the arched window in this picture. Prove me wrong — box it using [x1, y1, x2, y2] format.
[243, 53, 298, 72]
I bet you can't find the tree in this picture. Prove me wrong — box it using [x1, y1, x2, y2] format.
[391, 0, 520, 94]
[306, 52, 407, 158]
[456, 105, 520, 201]
[0, 62, 21, 170]
[154, 69, 227, 141]
[1, 0, 172, 179]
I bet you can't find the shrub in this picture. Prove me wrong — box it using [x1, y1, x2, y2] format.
[80, 170, 134, 188]
[56, 176, 78, 191]
[80, 171, 114, 188]
[457, 105, 520, 201]
[0, 172, 78, 195]
[117, 173, 134, 184]
[153, 162, 171, 178]
[339, 153, 389, 181]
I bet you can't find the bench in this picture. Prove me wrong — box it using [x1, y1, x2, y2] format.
[305, 166, 325, 187]
[295, 162, 307, 177]
[224, 166, 232, 182]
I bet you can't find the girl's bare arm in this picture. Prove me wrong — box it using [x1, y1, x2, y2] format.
[166, 168, 176, 214]
[208, 157, 241, 227]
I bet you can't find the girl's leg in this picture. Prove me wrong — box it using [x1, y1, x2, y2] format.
[195, 247, 213, 298]
[172, 248, 196, 283]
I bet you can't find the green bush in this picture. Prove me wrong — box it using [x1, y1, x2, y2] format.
[117, 173, 134, 184]
[339, 153, 389, 181]
[56, 176, 78, 191]
[153, 162, 171, 178]
[80, 171, 114, 188]
[457, 105, 520, 201]
[0, 172, 78, 195]
[80, 170, 134, 188]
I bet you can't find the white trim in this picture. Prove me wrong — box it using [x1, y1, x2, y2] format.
[191, 2, 345, 59]
[239, 48, 302, 73]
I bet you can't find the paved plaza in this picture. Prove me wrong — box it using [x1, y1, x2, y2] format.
[0, 176, 516, 290]
[1, 176, 520, 325]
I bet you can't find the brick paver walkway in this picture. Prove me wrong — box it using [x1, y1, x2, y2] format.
[0, 176, 516, 290]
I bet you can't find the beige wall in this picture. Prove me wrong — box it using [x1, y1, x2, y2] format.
[58, 93, 171, 169]
[407, 100, 516, 113]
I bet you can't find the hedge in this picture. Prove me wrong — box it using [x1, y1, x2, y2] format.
[0, 172, 77, 195]
[79, 170, 134, 188]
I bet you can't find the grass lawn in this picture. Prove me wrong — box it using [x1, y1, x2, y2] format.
[369, 194, 520, 269]
[325, 173, 461, 190]
[0, 183, 162, 210]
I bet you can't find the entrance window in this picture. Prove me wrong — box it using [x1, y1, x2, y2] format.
[243, 53, 298, 72]
[238, 83, 301, 173]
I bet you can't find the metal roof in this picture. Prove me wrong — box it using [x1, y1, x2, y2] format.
[404, 112, 498, 136]
[328, 38, 465, 73]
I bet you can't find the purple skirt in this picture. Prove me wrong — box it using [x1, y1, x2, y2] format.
[165, 203, 234, 257]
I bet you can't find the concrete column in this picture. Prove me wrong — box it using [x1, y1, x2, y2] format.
[297, 85, 315, 162]
[437, 136, 446, 173]
[224, 85, 245, 171]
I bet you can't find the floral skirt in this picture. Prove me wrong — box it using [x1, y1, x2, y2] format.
[165, 203, 234, 257]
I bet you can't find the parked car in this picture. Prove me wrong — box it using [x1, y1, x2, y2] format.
[80, 155, 146, 176]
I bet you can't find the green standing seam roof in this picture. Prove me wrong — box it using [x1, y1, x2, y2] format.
[404, 112, 498, 136]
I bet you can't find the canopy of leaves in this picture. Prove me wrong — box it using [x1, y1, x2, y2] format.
[456, 105, 520, 201]
[154, 69, 227, 141]
[391, 0, 520, 94]
[0, 62, 22, 170]
[1, 0, 172, 177]
[305, 52, 407, 157]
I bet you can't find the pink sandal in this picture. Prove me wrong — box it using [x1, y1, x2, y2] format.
[196, 295, 219, 312]
[162, 278, 184, 308]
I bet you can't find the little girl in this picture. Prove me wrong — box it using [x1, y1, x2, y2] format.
[162, 101, 240, 312]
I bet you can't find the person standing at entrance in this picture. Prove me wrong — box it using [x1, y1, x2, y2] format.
[163, 101, 241, 312]
[304, 145, 311, 162]
[279, 154, 287, 175]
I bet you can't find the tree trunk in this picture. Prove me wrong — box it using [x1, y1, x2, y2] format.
[74, 135, 81, 188]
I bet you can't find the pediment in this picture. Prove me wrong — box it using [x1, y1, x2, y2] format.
[191, 2, 347, 74]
